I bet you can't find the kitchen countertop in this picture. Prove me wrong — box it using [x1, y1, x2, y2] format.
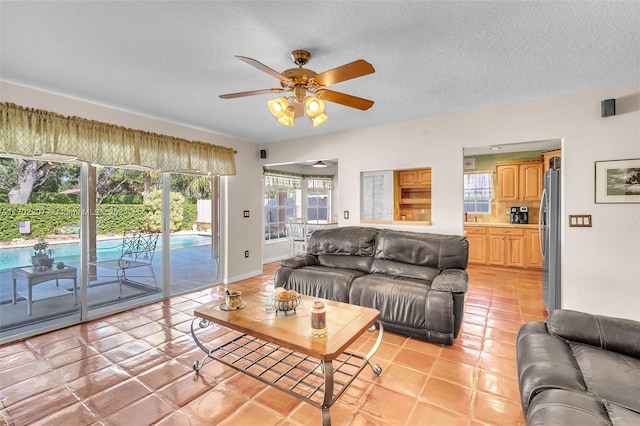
[464, 222, 539, 229]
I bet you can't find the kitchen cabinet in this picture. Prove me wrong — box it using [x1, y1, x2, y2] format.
[487, 227, 525, 268]
[464, 226, 487, 264]
[397, 169, 431, 187]
[496, 160, 543, 201]
[524, 229, 543, 269]
[395, 168, 431, 221]
[464, 224, 541, 270]
[542, 149, 562, 172]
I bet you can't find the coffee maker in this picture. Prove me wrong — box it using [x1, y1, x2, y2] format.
[510, 206, 529, 224]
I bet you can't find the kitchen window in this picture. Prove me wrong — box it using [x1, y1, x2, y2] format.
[464, 172, 494, 215]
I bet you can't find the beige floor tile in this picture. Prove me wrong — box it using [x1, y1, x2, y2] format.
[0, 263, 538, 425]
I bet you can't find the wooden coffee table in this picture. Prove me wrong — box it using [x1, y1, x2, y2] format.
[191, 289, 383, 426]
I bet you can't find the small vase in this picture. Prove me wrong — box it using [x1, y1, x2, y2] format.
[32, 254, 53, 271]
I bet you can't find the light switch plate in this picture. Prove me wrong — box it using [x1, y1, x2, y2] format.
[569, 214, 592, 227]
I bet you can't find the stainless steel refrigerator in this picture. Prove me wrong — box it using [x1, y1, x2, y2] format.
[539, 168, 561, 311]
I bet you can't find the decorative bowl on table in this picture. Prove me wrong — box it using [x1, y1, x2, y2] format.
[271, 288, 301, 312]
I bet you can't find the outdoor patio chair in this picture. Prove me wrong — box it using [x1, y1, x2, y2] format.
[89, 231, 159, 297]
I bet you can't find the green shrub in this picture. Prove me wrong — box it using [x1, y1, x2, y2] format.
[0, 197, 200, 240]
[0, 203, 147, 240]
[182, 201, 197, 230]
[139, 190, 185, 233]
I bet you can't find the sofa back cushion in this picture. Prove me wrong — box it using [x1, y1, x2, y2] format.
[308, 226, 378, 257]
[548, 309, 640, 359]
[370, 258, 440, 281]
[318, 254, 373, 273]
[374, 229, 468, 270]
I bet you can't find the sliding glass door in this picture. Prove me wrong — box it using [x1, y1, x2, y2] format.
[87, 165, 164, 315]
[0, 156, 82, 337]
[168, 173, 220, 295]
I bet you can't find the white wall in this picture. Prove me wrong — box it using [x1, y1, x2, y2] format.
[4, 81, 639, 320]
[1, 82, 265, 283]
[261, 84, 640, 321]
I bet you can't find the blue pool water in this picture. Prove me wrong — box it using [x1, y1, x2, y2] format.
[0, 234, 210, 272]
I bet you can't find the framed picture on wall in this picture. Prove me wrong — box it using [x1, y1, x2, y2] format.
[595, 158, 640, 203]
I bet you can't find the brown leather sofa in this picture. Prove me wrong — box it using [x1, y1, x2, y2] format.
[274, 226, 469, 345]
[517, 309, 640, 425]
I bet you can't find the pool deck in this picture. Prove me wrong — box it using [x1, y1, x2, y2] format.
[0, 243, 220, 337]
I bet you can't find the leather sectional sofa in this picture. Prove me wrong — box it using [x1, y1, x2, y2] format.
[274, 226, 469, 345]
[517, 309, 640, 425]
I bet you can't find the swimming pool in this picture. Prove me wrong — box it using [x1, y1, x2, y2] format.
[0, 234, 211, 272]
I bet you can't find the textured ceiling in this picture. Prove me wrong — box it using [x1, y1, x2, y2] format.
[1, 1, 639, 145]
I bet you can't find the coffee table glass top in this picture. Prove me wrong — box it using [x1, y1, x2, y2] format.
[194, 289, 380, 360]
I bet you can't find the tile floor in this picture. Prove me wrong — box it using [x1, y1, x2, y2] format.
[0, 262, 546, 425]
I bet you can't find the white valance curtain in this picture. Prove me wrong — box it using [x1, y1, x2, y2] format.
[307, 178, 332, 190]
[463, 172, 495, 200]
[264, 174, 302, 190]
[0, 102, 236, 175]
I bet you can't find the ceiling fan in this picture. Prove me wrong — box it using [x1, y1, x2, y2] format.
[219, 50, 375, 127]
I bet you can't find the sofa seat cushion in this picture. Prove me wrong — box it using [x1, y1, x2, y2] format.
[349, 274, 453, 335]
[286, 266, 366, 302]
[571, 342, 640, 414]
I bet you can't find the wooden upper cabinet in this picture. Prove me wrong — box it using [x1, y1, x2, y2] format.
[398, 169, 432, 187]
[520, 162, 544, 201]
[398, 170, 417, 186]
[542, 149, 562, 172]
[496, 164, 519, 201]
[395, 168, 432, 222]
[417, 169, 432, 186]
[497, 160, 543, 201]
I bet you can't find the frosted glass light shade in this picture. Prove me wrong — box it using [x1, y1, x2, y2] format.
[311, 112, 328, 127]
[268, 97, 289, 117]
[277, 106, 295, 126]
[305, 97, 325, 118]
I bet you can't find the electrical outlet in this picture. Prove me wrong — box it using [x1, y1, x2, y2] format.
[244, 250, 249, 258]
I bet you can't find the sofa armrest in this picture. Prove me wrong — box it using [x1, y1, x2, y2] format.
[279, 254, 318, 269]
[547, 309, 640, 359]
[275, 255, 319, 289]
[516, 321, 587, 413]
[431, 269, 468, 293]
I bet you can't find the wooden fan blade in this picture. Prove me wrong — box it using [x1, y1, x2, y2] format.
[317, 89, 374, 111]
[219, 88, 284, 99]
[314, 59, 375, 87]
[236, 56, 292, 84]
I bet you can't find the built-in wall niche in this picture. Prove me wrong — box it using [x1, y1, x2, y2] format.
[360, 167, 432, 225]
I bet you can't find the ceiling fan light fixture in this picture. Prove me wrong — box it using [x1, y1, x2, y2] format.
[305, 97, 325, 118]
[268, 97, 289, 117]
[312, 160, 328, 168]
[224, 50, 375, 129]
[277, 105, 295, 126]
[311, 112, 328, 127]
